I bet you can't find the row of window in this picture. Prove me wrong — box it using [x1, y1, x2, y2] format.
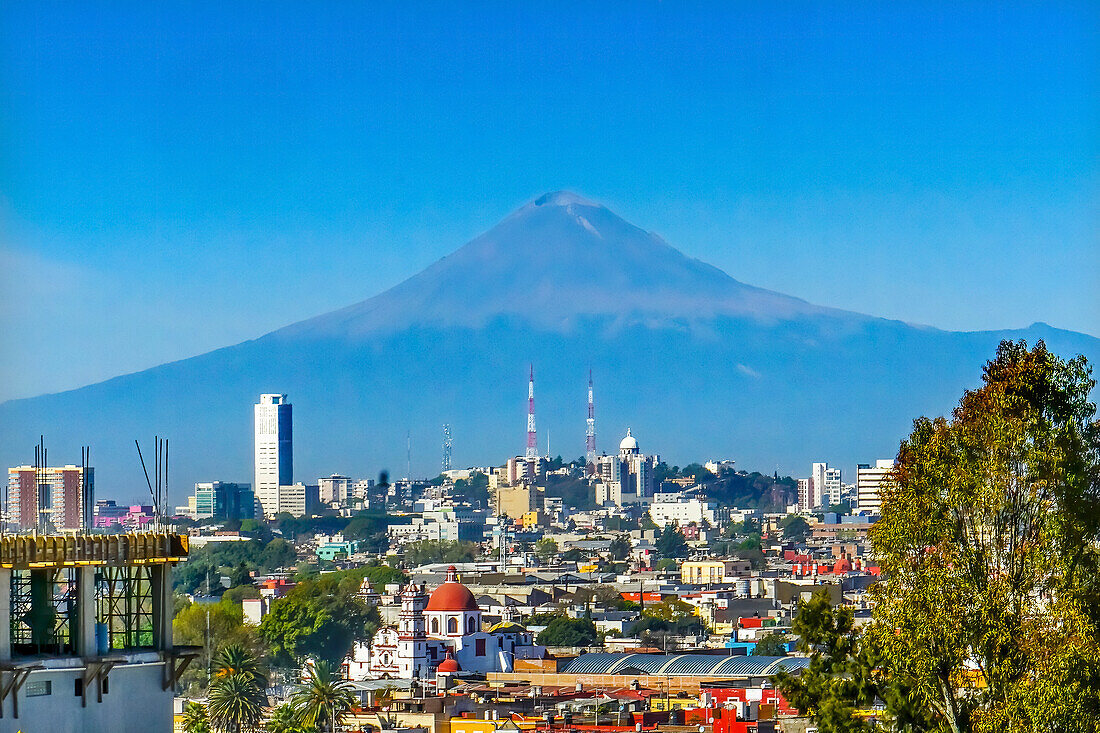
[24, 675, 109, 698]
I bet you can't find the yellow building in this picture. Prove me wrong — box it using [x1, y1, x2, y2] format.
[680, 559, 751, 585]
[494, 484, 535, 519]
[520, 510, 546, 529]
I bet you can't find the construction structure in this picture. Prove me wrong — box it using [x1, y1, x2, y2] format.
[585, 370, 596, 473]
[0, 531, 194, 732]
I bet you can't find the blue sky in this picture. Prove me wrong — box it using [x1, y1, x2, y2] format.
[2, 2, 1097, 402]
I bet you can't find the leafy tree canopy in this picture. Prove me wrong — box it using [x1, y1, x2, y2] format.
[259, 574, 379, 666]
[869, 340, 1100, 733]
[402, 539, 478, 566]
[534, 537, 559, 563]
[536, 616, 600, 647]
[655, 524, 689, 558]
[752, 632, 789, 657]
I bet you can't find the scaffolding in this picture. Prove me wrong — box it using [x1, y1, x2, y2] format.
[0, 532, 196, 722]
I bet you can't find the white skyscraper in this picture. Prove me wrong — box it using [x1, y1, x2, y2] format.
[857, 459, 896, 514]
[254, 394, 292, 517]
[810, 462, 843, 509]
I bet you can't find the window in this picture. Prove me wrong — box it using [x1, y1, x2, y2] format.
[74, 678, 83, 696]
[467, 617, 476, 634]
[447, 617, 457, 634]
[431, 618, 439, 634]
[26, 681, 51, 697]
[475, 638, 486, 657]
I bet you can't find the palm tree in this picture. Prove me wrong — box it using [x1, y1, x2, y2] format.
[265, 703, 314, 733]
[208, 672, 267, 733]
[214, 643, 268, 686]
[183, 701, 212, 733]
[291, 660, 357, 733]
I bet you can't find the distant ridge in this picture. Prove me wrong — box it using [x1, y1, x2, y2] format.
[1, 193, 1097, 500]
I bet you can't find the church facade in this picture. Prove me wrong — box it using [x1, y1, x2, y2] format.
[347, 566, 541, 680]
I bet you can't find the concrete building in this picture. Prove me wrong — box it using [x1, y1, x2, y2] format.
[492, 483, 535, 520]
[319, 474, 353, 505]
[254, 393, 292, 517]
[275, 482, 319, 517]
[183, 481, 255, 521]
[0, 532, 191, 732]
[811, 462, 843, 509]
[7, 464, 94, 531]
[681, 559, 752, 585]
[594, 429, 658, 505]
[648, 492, 725, 528]
[857, 459, 896, 514]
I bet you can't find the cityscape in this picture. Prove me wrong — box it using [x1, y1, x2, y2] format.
[1, 4, 1098, 733]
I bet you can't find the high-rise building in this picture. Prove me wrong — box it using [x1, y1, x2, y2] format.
[811, 462, 843, 509]
[857, 459, 896, 514]
[254, 394, 292, 517]
[797, 478, 812, 512]
[594, 429, 658, 505]
[6, 464, 94, 531]
[185, 482, 255, 521]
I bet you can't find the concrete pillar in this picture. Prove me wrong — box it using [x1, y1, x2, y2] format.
[0, 568, 11, 661]
[152, 564, 174, 651]
[76, 566, 96, 657]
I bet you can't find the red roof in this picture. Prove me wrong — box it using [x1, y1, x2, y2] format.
[425, 566, 480, 612]
[437, 651, 461, 673]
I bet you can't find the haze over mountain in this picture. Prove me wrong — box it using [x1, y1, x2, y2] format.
[2, 192, 1097, 504]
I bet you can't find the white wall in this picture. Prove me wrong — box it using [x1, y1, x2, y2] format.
[8, 660, 173, 733]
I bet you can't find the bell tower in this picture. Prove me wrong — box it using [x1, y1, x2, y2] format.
[396, 582, 429, 678]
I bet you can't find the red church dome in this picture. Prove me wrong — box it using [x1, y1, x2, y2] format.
[437, 651, 461, 673]
[425, 566, 480, 612]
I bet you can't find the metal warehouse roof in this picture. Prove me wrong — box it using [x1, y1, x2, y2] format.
[560, 653, 809, 677]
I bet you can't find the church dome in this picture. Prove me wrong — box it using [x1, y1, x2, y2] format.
[425, 566, 480, 612]
[619, 428, 638, 452]
[437, 650, 461, 673]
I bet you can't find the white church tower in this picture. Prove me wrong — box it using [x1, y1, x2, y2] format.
[396, 582, 429, 679]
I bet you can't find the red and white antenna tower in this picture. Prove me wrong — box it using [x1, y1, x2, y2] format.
[526, 365, 538, 460]
[586, 370, 596, 470]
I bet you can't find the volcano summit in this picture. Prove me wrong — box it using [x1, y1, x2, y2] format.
[1, 193, 1096, 499]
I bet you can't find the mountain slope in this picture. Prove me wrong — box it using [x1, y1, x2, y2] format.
[1, 193, 1097, 503]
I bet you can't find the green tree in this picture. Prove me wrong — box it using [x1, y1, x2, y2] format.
[182, 702, 212, 733]
[608, 534, 631, 560]
[260, 538, 298, 572]
[534, 537, 559, 563]
[291, 660, 357, 733]
[654, 524, 689, 558]
[207, 671, 266, 733]
[265, 703, 313, 733]
[752, 632, 789, 657]
[780, 515, 811, 543]
[774, 590, 880, 733]
[870, 340, 1100, 733]
[403, 540, 478, 566]
[360, 563, 408, 592]
[259, 575, 378, 666]
[536, 616, 600, 647]
[681, 463, 716, 484]
[213, 643, 267, 686]
[173, 598, 265, 694]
